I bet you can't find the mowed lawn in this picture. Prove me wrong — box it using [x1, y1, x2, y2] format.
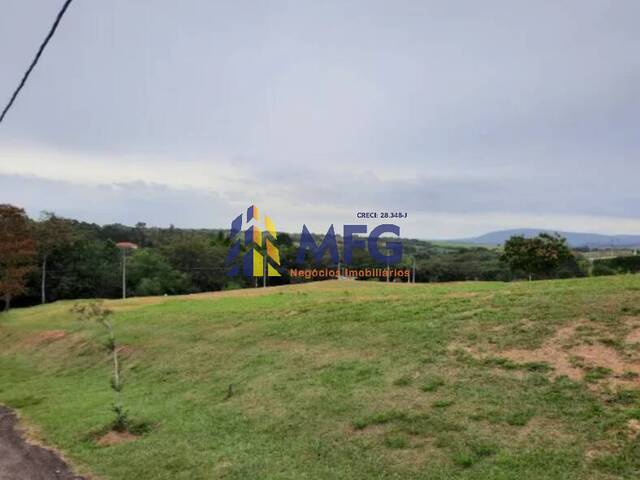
[1, 276, 640, 479]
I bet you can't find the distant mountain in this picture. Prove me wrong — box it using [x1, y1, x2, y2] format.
[451, 229, 640, 249]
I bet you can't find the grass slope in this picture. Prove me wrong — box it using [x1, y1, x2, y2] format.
[1, 277, 640, 479]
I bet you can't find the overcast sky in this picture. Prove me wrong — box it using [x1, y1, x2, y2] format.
[0, 0, 638, 238]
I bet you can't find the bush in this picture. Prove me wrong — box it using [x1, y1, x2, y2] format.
[127, 249, 187, 295]
[593, 256, 640, 275]
[592, 263, 617, 276]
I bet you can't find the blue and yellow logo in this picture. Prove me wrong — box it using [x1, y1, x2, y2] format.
[226, 205, 281, 277]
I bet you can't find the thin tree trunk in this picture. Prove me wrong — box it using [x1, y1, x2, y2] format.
[3, 293, 10, 312]
[108, 322, 121, 390]
[112, 339, 120, 390]
[106, 321, 124, 426]
[122, 251, 126, 299]
[41, 255, 47, 304]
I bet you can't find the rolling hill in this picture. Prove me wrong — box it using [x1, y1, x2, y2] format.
[1, 277, 640, 479]
[451, 229, 640, 248]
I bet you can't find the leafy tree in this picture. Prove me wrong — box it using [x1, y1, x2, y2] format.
[73, 302, 129, 432]
[592, 255, 640, 275]
[501, 233, 573, 280]
[35, 212, 76, 304]
[127, 249, 187, 296]
[0, 205, 37, 312]
[162, 238, 229, 292]
[412, 247, 509, 283]
[556, 255, 589, 279]
[50, 238, 121, 300]
[592, 262, 617, 276]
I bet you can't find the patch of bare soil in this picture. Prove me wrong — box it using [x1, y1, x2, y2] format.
[96, 430, 138, 447]
[626, 328, 640, 344]
[583, 419, 640, 460]
[501, 325, 583, 380]
[348, 423, 387, 438]
[39, 330, 67, 341]
[382, 443, 441, 470]
[455, 319, 640, 389]
[516, 416, 575, 443]
[585, 441, 618, 461]
[116, 345, 139, 358]
[348, 424, 443, 469]
[499, 323, 640, 386]
[572, 344, 639, 375]
[29, 330, 67, 346]
[0, 406, 85, 480]
[628, 419, 640, 439]
[16, 331, 91, 357]
[261, 339, 377, 367]
[444, 291, 480, 299]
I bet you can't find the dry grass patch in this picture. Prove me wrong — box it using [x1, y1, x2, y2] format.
[456, 319, 640, 389]
[627, 419, 640, 439]
[13, 330, 89, 357]
[96, 430, 138, 447]
[571, 344, 640, 377]
[16, 330, 69, 350]
[260, 339, 378, 367]
[499, 323, 640, 388]
[626, 327, 640, 344]
[515, 416, 576, 443]
[33, 330, 67, 343]
[381, 440, 446, 470]
[444, 291, 481, 299]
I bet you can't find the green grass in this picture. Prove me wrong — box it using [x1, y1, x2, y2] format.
[420, 376, 445, 392]
[1, 276, 640, 479]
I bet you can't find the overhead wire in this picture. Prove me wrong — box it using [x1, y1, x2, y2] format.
[0, 0, 74, 124]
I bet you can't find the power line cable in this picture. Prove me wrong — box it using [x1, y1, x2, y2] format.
[0, 0, 74, 124]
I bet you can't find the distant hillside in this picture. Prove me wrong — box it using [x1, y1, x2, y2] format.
[451, 229, 640, 249]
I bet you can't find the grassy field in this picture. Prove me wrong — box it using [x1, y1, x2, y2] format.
[1, 276, 640, 479]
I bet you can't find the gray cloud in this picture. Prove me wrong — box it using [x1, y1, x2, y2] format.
[3, 173, 639, 240]
[0, 1, 638, 236]
[0, 174, 231, 228]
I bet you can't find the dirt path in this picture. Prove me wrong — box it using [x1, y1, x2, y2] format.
[0, 407, 85, 480]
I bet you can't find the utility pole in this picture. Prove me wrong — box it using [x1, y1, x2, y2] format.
[122, 250, 126, 299]
[41, 255, 47, 304]
[116, 242, 138, 300]
[386, 259, 390, 283]
[412, 258, 416, 283]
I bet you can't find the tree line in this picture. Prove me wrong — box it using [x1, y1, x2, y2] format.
[0, 203, 602, 311]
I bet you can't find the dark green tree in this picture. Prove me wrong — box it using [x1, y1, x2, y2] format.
[162, 237, 229, 292]
[50, 238, 121, 300]
[35, 212, 76, 304]
[127, 249, 187, 296]
[501, 233, 573, 280]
